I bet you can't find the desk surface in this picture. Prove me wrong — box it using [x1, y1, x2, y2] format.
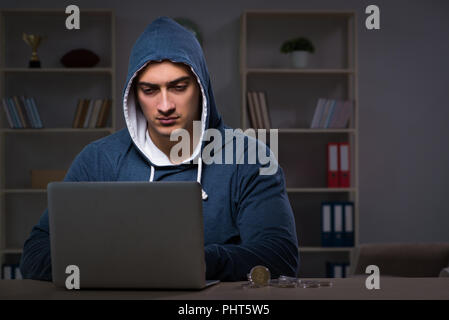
[1, 277, 448, 300]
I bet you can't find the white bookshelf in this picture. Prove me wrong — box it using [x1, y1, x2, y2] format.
[241, 10, 358, 277]
[0, 8, 116, 277]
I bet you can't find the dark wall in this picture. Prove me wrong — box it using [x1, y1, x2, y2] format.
[2, 0, 448, 243]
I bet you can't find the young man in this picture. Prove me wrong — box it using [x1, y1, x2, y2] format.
[20, 17, 299, 281]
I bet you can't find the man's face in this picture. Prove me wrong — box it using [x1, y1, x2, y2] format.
[136, 60, 201, 139]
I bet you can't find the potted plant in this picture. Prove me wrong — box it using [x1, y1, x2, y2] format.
[280, 37, 315, 68]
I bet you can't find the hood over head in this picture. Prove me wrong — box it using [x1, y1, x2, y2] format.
[123, 16, 223, 168]
[123, 17, 224, 200]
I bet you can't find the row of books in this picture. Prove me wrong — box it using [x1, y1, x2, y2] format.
[2, 96, 43, 128]
[321, 201, 354, 247]
[327, 142, 351, 188]
[326, 262, 350, 278]
[72, 98, 112, 128]
[310, 98, 353, 129]
[246, 91, 272, 129]
[2, 264, 22, 280]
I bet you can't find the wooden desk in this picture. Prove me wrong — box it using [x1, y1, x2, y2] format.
[1, 277, 448, 300]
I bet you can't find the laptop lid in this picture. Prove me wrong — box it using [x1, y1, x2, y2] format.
[48, 181, 211, 289]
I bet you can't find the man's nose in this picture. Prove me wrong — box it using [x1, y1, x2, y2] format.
[157, 89, 175, 115]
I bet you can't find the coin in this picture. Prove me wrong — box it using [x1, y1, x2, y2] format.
[298, 280, 320, 288]
[318, 281, 333, 287]
[248, 265, 271, 287]
[276, 275, 298, 288]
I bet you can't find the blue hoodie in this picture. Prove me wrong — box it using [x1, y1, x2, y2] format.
[20, 17, 299, 281]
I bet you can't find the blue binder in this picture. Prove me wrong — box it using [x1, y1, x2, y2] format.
[333, 203, 344, 247]
[321, 202, 333, 247]
[342, 202, 354, 247]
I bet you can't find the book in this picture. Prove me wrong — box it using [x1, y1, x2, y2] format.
[76, 99, 90, 128]
[319, 99, 334, 128]
[29, 97, 43, 128]
[72, 99, 85, 128]
[83, 99, 95, 128]
[258, 92, 271, 130]
[1, 98, 14, 128]
[246, 92, 258, 129]
[89, 99, 103, 128]
[12, 96, 30, 128]
[251, 91, 264, 129]
[96, 99, 112, 128]
[324, 100, 337, 128]
[310, 98, 326, 128]
[328, 100, 344, 128]
[21, 96, 37, 128]
[7, 97, 22, 128]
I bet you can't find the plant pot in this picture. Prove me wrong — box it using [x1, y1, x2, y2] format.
[291, 51, 309, 68]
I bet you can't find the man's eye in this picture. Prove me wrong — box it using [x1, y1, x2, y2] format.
[142, 88, 156, 94]
[174, 85, 187, 91]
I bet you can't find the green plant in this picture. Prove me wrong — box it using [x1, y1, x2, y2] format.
[280, 37, 315, 54]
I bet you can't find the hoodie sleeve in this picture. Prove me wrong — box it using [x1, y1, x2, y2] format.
[19, 142, 114, 281]
[204, 154, 299, 281]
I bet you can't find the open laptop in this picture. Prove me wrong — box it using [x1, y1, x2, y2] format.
[48, 181, 219, 289]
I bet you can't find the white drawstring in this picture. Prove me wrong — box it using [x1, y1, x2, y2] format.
[148, 157, 208, 200]
[196, 156, 208, 200]
[149, 165, 155, 182]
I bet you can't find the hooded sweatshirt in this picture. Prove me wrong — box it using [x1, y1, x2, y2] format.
[20, 17, 299, 281]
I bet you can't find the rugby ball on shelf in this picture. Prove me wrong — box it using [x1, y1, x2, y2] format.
[60, 48, 100, 68]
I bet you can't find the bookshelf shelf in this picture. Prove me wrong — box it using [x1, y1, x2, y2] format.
[0, 68, 113, 74]
[241, 10, 358, 278]
[0, 9, 116, 277]
[279, 128, 356, 134]
[299, 247, 353, 253]
[1, 248, 23, 254]
[2, 189, 46, 194]
[0, 128, 114, 133]
[287, 188, 356, 193]
[3, 187, 355, 194]
[246, 68, 354, 75]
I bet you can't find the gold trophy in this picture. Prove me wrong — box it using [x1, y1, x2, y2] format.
[23, 33, 43, 68]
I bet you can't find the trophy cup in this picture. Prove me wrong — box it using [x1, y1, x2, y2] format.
[23, 33, 43, 68]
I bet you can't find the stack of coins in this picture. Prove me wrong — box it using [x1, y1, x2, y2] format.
[298, 280, 333, 288]
[242, 266, 333, 289]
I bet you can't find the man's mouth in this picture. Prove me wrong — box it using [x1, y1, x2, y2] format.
[157, 117, 179, 125]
